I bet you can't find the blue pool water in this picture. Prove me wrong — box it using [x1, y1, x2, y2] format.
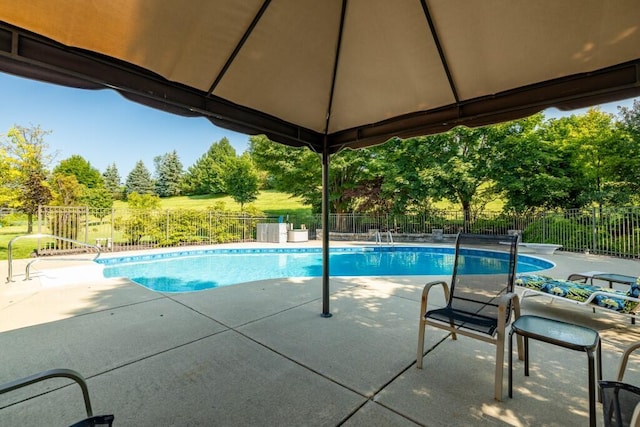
[97, 246, 554, 293]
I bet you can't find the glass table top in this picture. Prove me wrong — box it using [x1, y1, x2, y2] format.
[511, 315, 599, 350]
[592, 273, 637, 285]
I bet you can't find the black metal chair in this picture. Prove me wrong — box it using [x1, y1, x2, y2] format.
[600, 381, 640, 427]
[417, 233, 523, 400]
[0, 368, 114, 426]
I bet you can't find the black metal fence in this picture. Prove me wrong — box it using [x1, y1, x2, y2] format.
[36, 205, 640, 258]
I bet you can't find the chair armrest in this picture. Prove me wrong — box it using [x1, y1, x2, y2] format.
[495, 292, 521, 327]
[618, 342, 640, 381]
[567, 273, 591, 283]
[420, 280, 450, 316]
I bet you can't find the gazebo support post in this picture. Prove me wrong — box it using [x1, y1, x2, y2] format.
[321, 144, 332, 318]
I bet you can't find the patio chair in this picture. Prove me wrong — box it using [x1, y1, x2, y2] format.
[0, 368, 114, 426]
[600, 381, 640, 427]
[618, 342, 640, 382]
[417, 233, 523, 401]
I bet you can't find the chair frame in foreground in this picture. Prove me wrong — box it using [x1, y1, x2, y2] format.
[0, 368, 114, 426]
[416, 233, 524, 401]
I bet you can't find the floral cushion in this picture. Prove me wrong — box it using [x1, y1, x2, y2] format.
[515, 274, 639, 314]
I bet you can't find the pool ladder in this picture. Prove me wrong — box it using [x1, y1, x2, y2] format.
[374, 230, 394, 246]
[6, 233, 101, 282]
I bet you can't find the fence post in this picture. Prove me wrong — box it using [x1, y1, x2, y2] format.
[37, 205, 42, 254]
[85, 206, 89, 244]
[110, 208, 115, 250]
[591, 207, 597, 254]
[208, 211, 212, 244]
[166, 210, 170, 242]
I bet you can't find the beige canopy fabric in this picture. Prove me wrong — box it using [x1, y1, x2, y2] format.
[0, 0, 639, 153]
[1, 1, 640, 316]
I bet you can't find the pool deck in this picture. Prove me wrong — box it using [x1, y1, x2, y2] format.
[2, 241, 640, 426]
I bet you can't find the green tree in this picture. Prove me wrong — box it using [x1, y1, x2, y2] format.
[249, 135, 322, 210]
[565, 109, 621, 206]
[611, 100, 640, 204]
[490, 114, 572, 211]
[50, 173, 83, 206]
[80, 187, 114, 218]
[124, 160, 155, 197]
[126, 191, 161, 209]
[154, 150, 184, 197]
[2, 125, 54, 232]
[250, 134, 405, 216]
[114, 192, 162, 244]
[369, 137, 434, 214]
[102, 163, 122, 200]
[0, 145, 21, 208]
[223, 153, 259, 210]
[20, 170, 52, 222]
[183, 138, 236, 195]
[53, 154, 103, 188]
[403, 126, 499, 228]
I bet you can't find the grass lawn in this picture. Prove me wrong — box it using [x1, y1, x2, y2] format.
[114, 190, 312, 217]
[0, 224, 38, 261]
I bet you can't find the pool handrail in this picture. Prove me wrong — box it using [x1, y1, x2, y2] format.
[6, 233, 101, 282]
[374, 230, 394, 246]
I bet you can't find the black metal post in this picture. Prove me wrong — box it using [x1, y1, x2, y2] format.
[321, 145, 332, 318]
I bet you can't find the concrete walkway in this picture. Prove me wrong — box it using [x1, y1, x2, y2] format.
[1, 246, 640, 426]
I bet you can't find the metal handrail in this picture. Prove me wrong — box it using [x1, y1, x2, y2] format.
[374, 230, 394, 246]
[7, 234, 101, 282]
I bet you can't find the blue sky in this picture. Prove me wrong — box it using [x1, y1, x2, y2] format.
[0, 72, 250, 176]
[0, 71, 637, 177]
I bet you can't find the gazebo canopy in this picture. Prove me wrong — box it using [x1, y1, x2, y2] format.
[0, 1, 639, 154]
[2, 1, 639, 316]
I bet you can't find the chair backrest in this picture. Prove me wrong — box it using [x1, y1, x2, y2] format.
[447, 233, 519, 324]
[600, 380, 640, 427]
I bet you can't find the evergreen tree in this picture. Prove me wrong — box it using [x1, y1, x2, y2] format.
[154, 150, 184, 197]
[124, 160, 155, 197]
[103, 163, 122, 199]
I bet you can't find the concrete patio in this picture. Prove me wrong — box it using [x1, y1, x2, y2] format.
[1, 245, 640, 426]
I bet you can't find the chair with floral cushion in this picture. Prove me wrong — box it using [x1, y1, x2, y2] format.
[515, 274, 640, 321]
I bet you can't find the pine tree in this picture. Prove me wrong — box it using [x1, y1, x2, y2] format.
[154, 150, 184, 197]
[103, 163, 122, 199]
[124, 160, 155, 197]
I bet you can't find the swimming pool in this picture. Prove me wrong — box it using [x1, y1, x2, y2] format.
[97, 246, 554, 293]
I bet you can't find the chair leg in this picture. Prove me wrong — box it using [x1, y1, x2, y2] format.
[516, 333, 524, 361]
[494, 330, 505, 401]
[417, 319, 425, 369]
